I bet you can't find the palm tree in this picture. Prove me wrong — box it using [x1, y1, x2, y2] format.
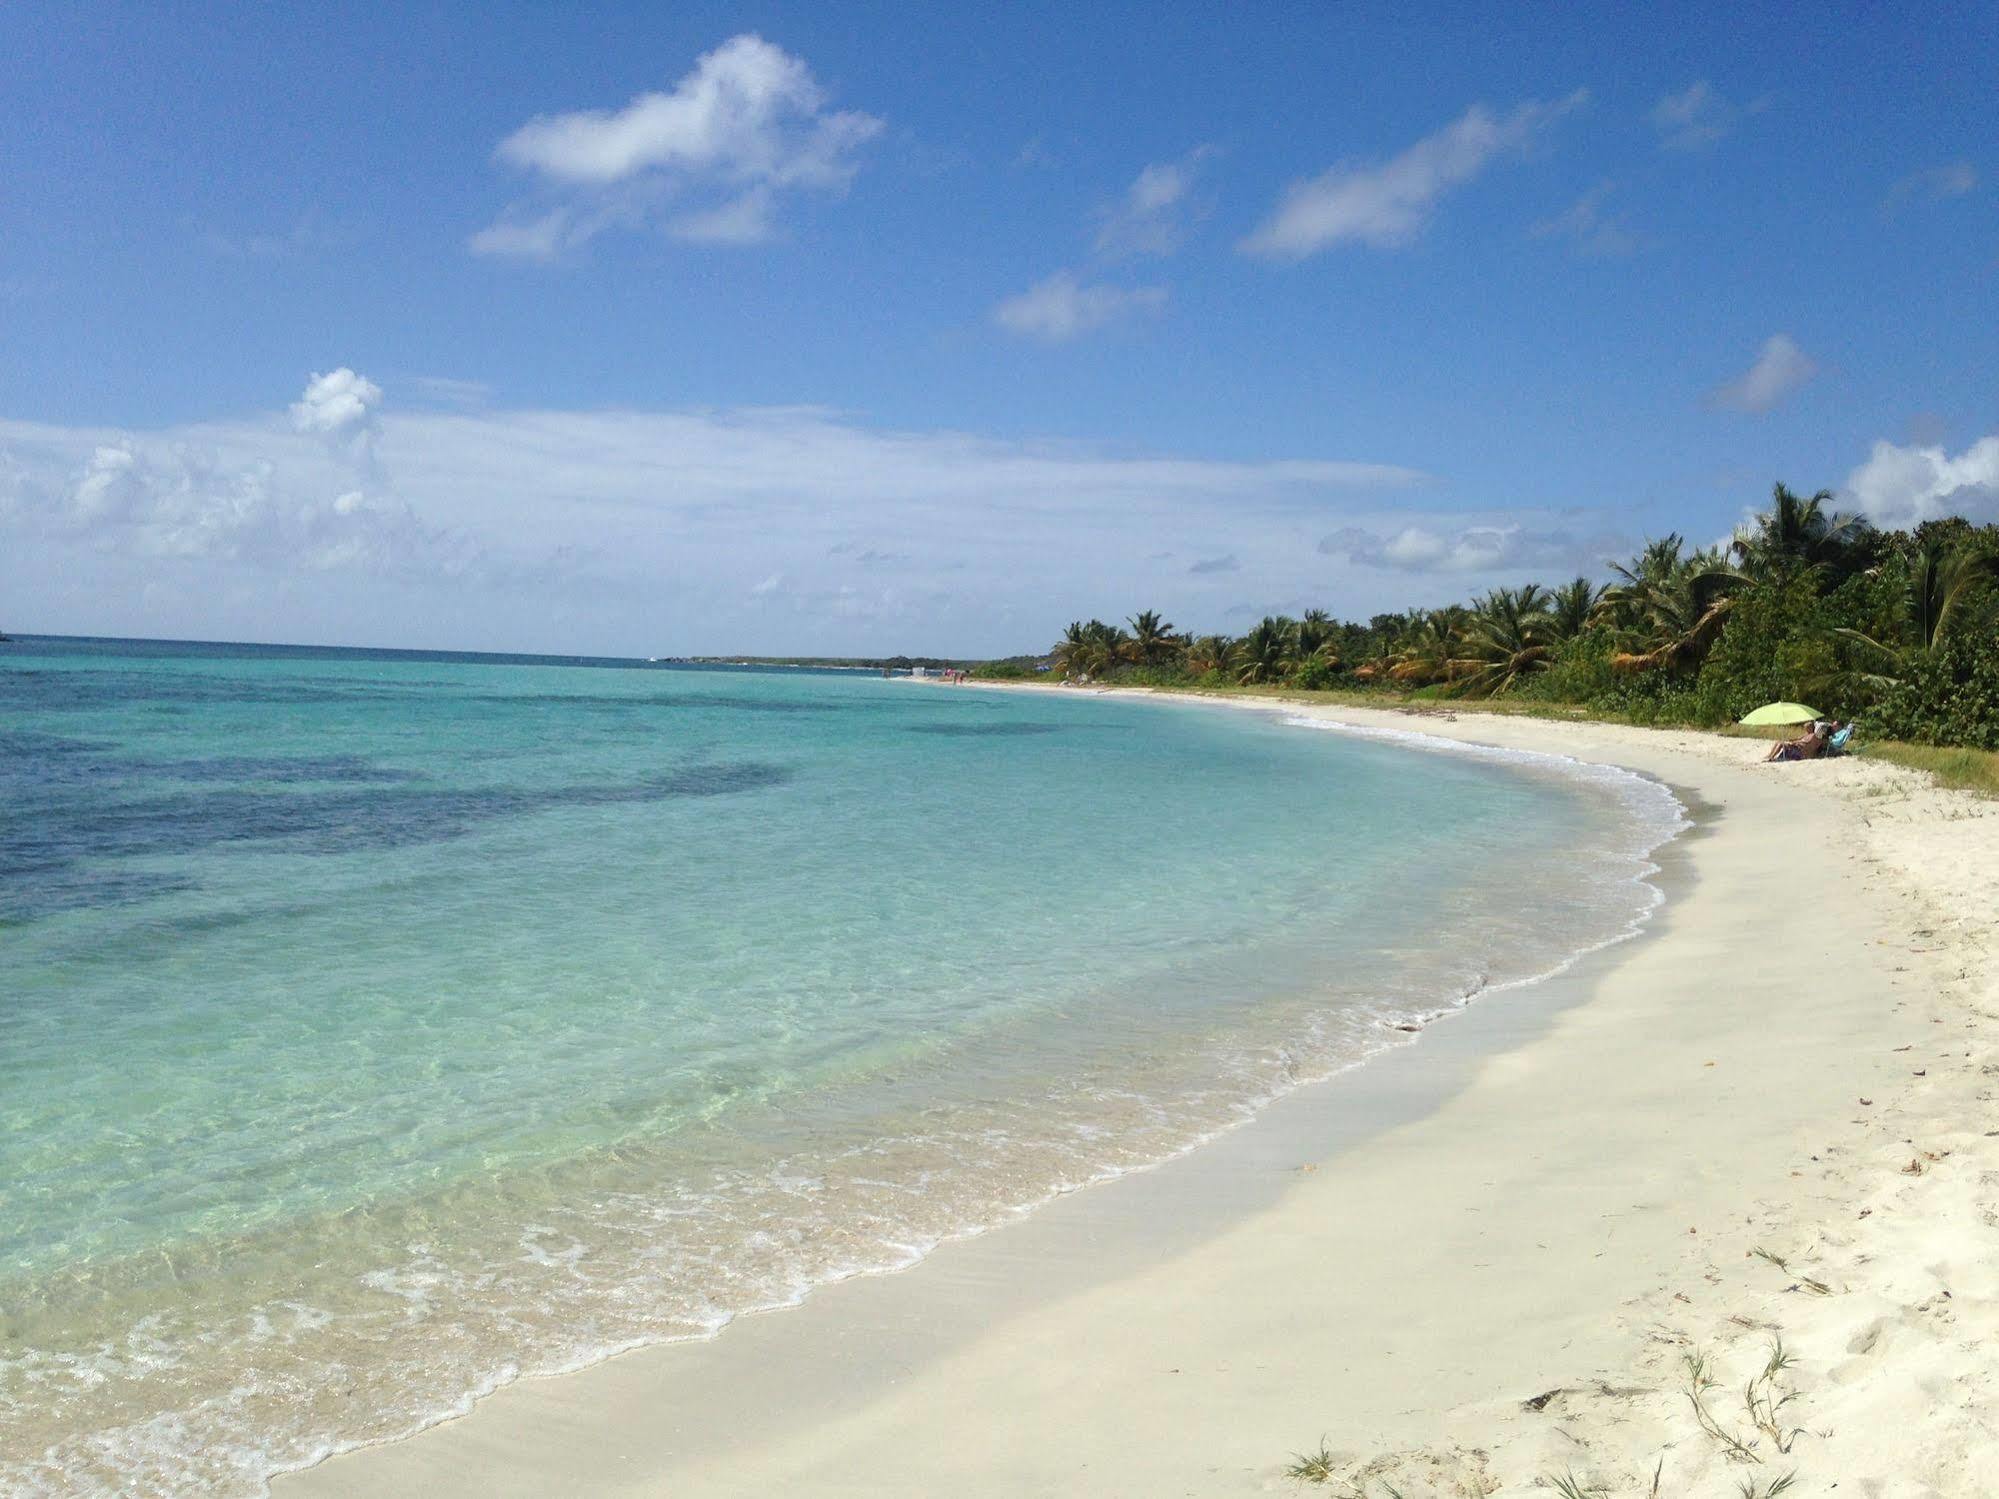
[1447, 585, 1556, 697]
[1599, 535, 1747, 673]
[1295, 608, 1340, 666]
[1900, 537, 1998, 649]
[1354, 609, 1419, 682]
[1388, 607, 1468, 685]
[1050, 619, 1128, 679]
[1183, 633, 1235, 675]
[1123, 609, 1180, 667]
[1545, 576, 1605, 642]
[1731, 483, 1870, 576]
[1234, 616, 1296, 684]
[1834, 536, 1999, 688]
[1083, 619, 1127, 677]
[1050, 621, 1091, 679]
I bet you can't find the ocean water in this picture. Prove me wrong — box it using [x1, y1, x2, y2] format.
[0, 637, 1683, 1495]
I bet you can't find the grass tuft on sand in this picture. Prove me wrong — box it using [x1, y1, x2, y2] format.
[1856, 740, 1999, 796]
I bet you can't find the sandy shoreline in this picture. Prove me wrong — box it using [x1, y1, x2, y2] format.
[280, 695, 1998, 1497]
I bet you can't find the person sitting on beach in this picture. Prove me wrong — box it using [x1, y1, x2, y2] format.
[1765, 722, 1828, 762]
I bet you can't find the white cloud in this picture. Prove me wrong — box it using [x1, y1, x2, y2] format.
[1709, 334, 1819, 414]
[1530, 180, 1639, 256]
[1883, 160, 1978, 212]
[1650, 81, 1755, 151]
[3, 389, 1443, 653]
[1320, 521, 1620, 575]
[1095, 146, 1217, 257]
[1239, 92, 1586, 259]
[4, 371, 473, 579]
[992, 271, 1166, 341]
[467, 209, 577, 262]
[474, 34, 882, 257]
[1845, 435, 1999, 530]
[291, 368, 383, 445]
[49, 440, 455, 573]
[1000, 147, 1211, 345]
[669, 187, 776, 244]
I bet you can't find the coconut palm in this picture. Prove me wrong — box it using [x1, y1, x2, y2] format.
[1295, 608, 1341, 667]
[1084, 619, 1127, 676]
[1834, 536, 1999, 688]
[1600, 535, 1747, 673]
[1050, 619, 1128, 679]
[1731, 483, 1870, 576]
[1050, 621, 1092, 678]
[1234, 616, 1296, 684]
[1122, 609, 1181, 667]
[1353, 610, 1420, 682]
[1183, 633, 1235, 675]
[1388, 607, 1468, 686]
[1545, 576, 1605, 642]
[1447, 585, 1557, 697]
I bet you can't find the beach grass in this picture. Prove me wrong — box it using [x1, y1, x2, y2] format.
[1284, 1441, 1339, 1484]
[1855, 740, 1999, 796]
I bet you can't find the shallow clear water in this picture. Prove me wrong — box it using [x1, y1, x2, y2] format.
[0, 637, 1681, 1494]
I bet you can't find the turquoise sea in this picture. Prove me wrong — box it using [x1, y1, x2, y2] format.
[0, 637, 1682, 1495]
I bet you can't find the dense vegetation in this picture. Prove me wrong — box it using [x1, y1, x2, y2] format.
[979, 485, 1999, 750]
[677, 654, 972, 670]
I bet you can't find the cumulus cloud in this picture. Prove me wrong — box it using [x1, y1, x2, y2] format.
[1845, 434, 1999, 530]
[1530, 180, 1639, 257]
[1650, 81, 1755, 151]
[1882, 160, 1978, 213]
[1319, 521, 1617, 575]
[50, 440, 454, 573]
[473, 34, 883, 257]
[992, 271, 1166, 341]
[291, 368, 383, 448]
[8, 370, 472, 579]
[1709, 334, 1819, 414]
[1239, 92, 1586, 258]
[1095, 145, 1218, 257]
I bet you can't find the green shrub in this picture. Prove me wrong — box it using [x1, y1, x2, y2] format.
[1869, 639, 1999, 749]
[1290, 655, 1338, 691]
[969, 660, 1039, 680]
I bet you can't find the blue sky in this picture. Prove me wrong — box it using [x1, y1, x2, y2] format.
[3, 1, 1995, 655]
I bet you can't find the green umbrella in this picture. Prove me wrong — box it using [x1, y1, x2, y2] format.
[1739, 701, 1821, 726]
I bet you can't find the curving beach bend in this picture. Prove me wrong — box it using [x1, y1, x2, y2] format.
[281, 697, 1999, 1497]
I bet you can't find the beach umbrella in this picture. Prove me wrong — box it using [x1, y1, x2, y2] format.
[1738, 701, 1821, 726]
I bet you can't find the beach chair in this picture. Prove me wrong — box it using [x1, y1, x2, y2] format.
[1825, 724, 1855, 757]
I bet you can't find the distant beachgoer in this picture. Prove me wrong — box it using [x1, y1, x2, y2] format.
[1765, 723, 1828, 762]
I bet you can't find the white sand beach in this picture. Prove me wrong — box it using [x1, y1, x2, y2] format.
[280, 700, 1998, 1497]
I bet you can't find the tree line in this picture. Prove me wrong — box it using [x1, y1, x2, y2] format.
[979, 485, 1999, 749]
